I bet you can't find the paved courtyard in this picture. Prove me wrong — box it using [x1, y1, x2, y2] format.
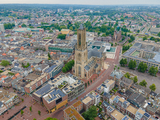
[120, 67, 160, 93]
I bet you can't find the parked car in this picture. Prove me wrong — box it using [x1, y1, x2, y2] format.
[155, 116, 159, 119]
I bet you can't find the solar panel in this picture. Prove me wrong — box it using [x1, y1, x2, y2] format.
[122, 116, 129, 120]
[144, 112, 150, 118]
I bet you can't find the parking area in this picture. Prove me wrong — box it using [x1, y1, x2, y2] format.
[120, 67, 160, 93]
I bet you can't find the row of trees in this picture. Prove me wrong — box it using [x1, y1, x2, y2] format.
[124, 72, 156, 91]
[120, 59, 158, 76]
[4, 23, 15, 29]
[124, 72, 138, 83]
[62, 60, 74, 73]
[57, 34, 66, 40]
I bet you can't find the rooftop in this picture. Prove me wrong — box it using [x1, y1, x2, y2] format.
[111, 109, 124, 120]
[126, 105, 138, 115]
[43, 89, 66, 103]
[73, 100, 82, 108]
[64, 106, 84, 120]
[82, 96, 92, 104]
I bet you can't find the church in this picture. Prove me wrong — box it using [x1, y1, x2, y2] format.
[113, 28, 122, 41]
[72, 25, 106, 80]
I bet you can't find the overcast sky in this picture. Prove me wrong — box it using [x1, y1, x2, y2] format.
[0, 0, 160, 5]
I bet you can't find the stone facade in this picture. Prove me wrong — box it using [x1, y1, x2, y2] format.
[73, 25, 105, 79]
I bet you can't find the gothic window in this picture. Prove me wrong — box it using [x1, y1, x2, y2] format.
[79, 33, 81, 45]
[78, 66, 81, 75]
[78, 53, 81, 61]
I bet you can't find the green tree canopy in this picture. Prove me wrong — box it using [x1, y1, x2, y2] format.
[128, 60, 136, 69]
[21, 110, 24, 116]
[21, 23, 27, 27]
[138, 62, 148, 73]
[133, 76, 138, 83]
[57, 34, 66, 39]
[82, 106, 97, 120]
[62, 60, 74, 73]
[124, 72, 130, 79]
[139, 80, 147, 87]
[0, 60, 10, 67]
[49, 30, 53, 33]
[120, 58, 127, 66]
[38, 110, 41, 116]
[149, 66, 158, 76]
[143, 36, 148, 41]
[45, 117, 58, 120]
[149, 84, 156, 91]
[4, 23, 15, 29]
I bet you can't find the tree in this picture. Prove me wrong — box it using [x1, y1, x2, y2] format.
[48, 52, 51, 60]
[122, 36, 125, 41]
[120, 58, 127, 66]
[62, 67, 67, 73]
[124, 72, 130, 79]
[158, 32, 160, 37]
[21, 23, 27, 27]
[133, 76, 138, 83]
[138, 62, 148, 73]
[128, 60, 136, 69]
[49, 30, 53, 33]
[21, 110, 24, 116]
[149, 84, 156, 91]
[57, 34, 66, 39]
[38, 110, 41, 116]
[62, 60, 74, 73]
[0, 60, 10, 67]
[33, 119, 36, 120]
[149, 66, 158, 76]
[4, 23, 15, 29]
[82, 106, 97, 120]
[29, 106, 32, 112]
[143, 36, 148, 41]
[139, 80, 147, 87]
[45, 117, 58, 120]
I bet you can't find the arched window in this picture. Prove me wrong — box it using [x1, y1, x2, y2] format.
[79, 33, 81, 45]
[78, 53, 81, 61]
[78, 66, 81, 75]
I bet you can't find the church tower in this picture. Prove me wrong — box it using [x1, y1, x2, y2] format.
[74, 24, 88, 78]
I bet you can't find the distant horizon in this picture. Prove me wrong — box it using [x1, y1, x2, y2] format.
[0, 0, 160, 5]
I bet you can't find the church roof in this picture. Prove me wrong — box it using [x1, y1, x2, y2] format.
[88, 48, 102, 59]
[84, 59, 96, 71]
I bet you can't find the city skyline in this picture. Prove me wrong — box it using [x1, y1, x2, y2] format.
[0, 0, 160, 5]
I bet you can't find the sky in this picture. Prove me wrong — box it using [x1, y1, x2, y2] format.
[0, 0, 160, 5]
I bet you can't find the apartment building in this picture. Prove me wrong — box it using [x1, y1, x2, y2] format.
[97, 79, 115, 94]
[42, 89, 68, 113]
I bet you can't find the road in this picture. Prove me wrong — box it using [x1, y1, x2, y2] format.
[1, 46, 121, 120]
[38, 46, 121, 120]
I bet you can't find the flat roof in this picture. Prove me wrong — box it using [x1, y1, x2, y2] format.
[33, 83, 55, 97]
[73, 100, 82, 108]
[43, 89, 66, 103]
[82, 96, 92, 104]
[111, 109, 124, 120]
[25, 73, 48, 88]
[64, 106, 84, 120]
[138, 109, 145, 115]
[126, 105, 138, 115]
